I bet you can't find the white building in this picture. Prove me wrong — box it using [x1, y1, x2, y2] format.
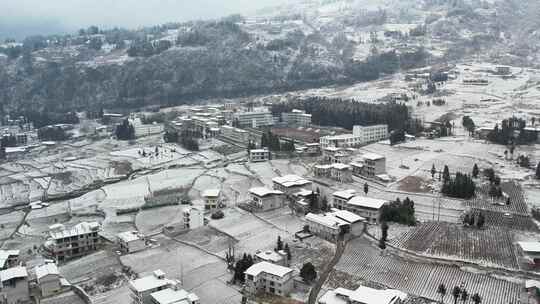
[305, 210, 365, 241]
[183, 207, 204, 230]
[319, 286, 406, 304]
[335, 196, 388, 224]
[234, 111, 274, 128]
[0, 266, 30, 304]
[332, 190, 356, 208]
[320, 134, 363, 149]
[202, 189, 221, 210]
[360, 153, 386, 177]
[352, 125, 388, 143]
[249, 149, 270, 162]
[117, 231, 146, 254]
[249, 187, 285, 212]
[35, 262, 64, 298]
[244, 262, 294, 297]
[272, 175, 312, 196]
[129, 270, 175, 304]
[150, 287, 199, 304]
[254, 250, 288, 266]
[281, 110, 312, 127]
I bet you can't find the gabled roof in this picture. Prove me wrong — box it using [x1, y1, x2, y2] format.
[347, 196, 388, 210]
[201, 189, 221, 198]
[306, 213, 348, 229]
[150, 288, 199, 304]
[249, 187, 283, 197]
[49, 222, 100, 240]
[331, 209, 365, 224]
[244, 261, 293, 278]
[320, 286, 406, 304]
[332, 190, 356, 200]
[518, 242, 540, 253]
[272, 175, 311, 188]
[0, 266, 27, 282]
[255, 251, 284, 263]
[35, 263, 60, 280]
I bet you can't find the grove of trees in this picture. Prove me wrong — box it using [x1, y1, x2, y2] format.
[441, 167, 476, 199]
[380, 197, 416, 226]
[115, 119, 135, 140]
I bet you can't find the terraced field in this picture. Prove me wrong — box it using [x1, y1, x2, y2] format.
[391, 222, 519, 269]
[336, 238, 522, 304]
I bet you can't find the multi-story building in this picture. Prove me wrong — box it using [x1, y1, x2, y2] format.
[44, 222, 101, 262]
[272, 175, 312, 196]
[332, 190, 356, 208]
[183, 207, 204, 230]
[305, 210, 364, 241]
[281, 110, 312, 127]
[35, 262, 63, 298]
[244, 262, 294, 297]
[221, 126, 249, 143]
[117, 231, 146, 254]
[150, 287, 199, 304]
[314, 164, 352, 183]
[0, 250, 19, 270]
[352, 125, 388, 143]
[129, 270, 175, 304]
[361, 153, 386, 177]
[202, 189, 221, 210]
[249, 149, 270, 162]
[334, 196, 388, 224]
[319, 286, 406, 304]
[0, 266, 30, 304]
[234, 111, 274, 128]
[249, 187, 285, 212]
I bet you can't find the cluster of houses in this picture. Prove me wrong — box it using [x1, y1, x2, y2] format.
[128, 270, 199, 304]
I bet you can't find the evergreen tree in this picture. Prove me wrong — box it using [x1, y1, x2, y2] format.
[437, 284, 447, 304]
[0, 146, 5, 160]
[452, 286, 461, 304]
[443, 165, 450, 183]
[472, 163, 479, 178]
[276, 236, 284, 251]
[536, 162, 540, 179]
[284, 243, 292, 261]
[364, 183, 369, 195]
[300, 262, 317, 283]
[431, 164, 436, 179]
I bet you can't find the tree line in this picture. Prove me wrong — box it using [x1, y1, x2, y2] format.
[380, 197, 416, 226]
[487, 117, 537, 145]
[260, 130, 295, 152]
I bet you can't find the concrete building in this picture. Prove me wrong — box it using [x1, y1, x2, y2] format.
[183, 207, 204, 230]
[351, 153, 386, 177]
[249, 149, 270, 162]
[352, 125, 388, 143]
[281, 110, 312, 127]
[0, 250, 19, 270]
[272, 175, 312, 196]
[221, 126, 249, 143]
[314, 164, 352, 183]
[244, 262, 294, 297]
[335, 196, 388, 224]
[332, 190, 356, 208]
[117, 231, 146, 254]
[150, 287, 199, 304]
[35, 262, 63, 298]
[44, 222, 101, 262]
[319, 286, 406, 304]
[518, 242, 540, 265]
[254, 250, 288, 266]
[202, 189, 221, 210]
[249, 187, 285, 212]
[291, 188, 314, 214]
[0, 266, 30, 304]
[234, 111, 274, 128]
[305, 210, 364, 241]
[129, 270, 175, 304]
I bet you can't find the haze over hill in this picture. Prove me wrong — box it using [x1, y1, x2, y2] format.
[0, 0, 290, 40]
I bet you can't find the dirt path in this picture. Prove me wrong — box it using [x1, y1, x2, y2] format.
[308, 236, 347, 304]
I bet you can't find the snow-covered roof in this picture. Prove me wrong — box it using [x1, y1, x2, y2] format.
[249, 187, 283, 197]
[350, 162, 364, 168]
[0, 266, 27, 282]
[129, 271, 173, 293]
[315, 164, 333, 169]
[35, 263, 60, 280]
[117, 231, 144, 243]
[526, 280, 540, 289]
[331, 163, 350, 170]
[306, 213, 348, 229]
[255, 250, 284, 263]
[294, 188, 313, 197]
[150, 288, 199, 304]
[201, 189, 221, 198]
[272, 175, 311, 188]
[319, 286, 407, 304]
[518, 242, 540, 253]
[244, 261, 293, 278]
[0, 250, 19, 268]
[347, 196, 388, 210]
[333, 189, 356, 200]
[250, 149, 269, 153]
[362, 153, 385, 161]
[49, 222, 100, 240]
[331, 209, 365, 224]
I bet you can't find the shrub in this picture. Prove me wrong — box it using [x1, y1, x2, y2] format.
[211, 210, 225, 220]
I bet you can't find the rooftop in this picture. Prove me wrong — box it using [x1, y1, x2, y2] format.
[201, 189, 221, 198]
[362, 153, 385, 161]
[518, 242, 540, 253]
[272, 175, 311, 188]
[35, 263, 60, 280]
[331, 163, 350, 170]
[150, 288, 199, 304]
[49, 222, 100, 240]
[306, 213, 348, 229]
[333, 189, 356, 200]
[249, 187, 283, 197]
[244, 261, 293, 278]
[319, 286, 406, 304]
[250, 149, 269, 153]
[294, 188, 313, 197]
[255, 250, 284, 263]
[0, 266, 28, 282]
[0, 250, 19, 268]
[347, 196, 388, 210]
[129, 270, 173, 293]
[117, 231, 144, 243]
[331, 209, 366, 224]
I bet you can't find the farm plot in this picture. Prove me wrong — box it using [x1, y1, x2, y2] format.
[391, 222, 519, 269]
[335, 237, 522, 304]
[60, 250, 123, 284]
[467, 182, 530, 215]
[475, 209, 538, 231]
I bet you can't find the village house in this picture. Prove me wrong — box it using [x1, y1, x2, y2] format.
[249, 149, 270, 162]
[254, 250, 288, 266]
[117, 231, 146, 254]
[44, 222, 101, 262]
[183, 207, 204, 230]
[359, 153, 386, 177]
[330, 163, 352, 183]
[0, 266, 30, 304]
[272, 175, 312, 196]
[35, 262, 65, 298]
[202, 189, 221, 210]
[291, 188, 314, 214]
[129, 270, 176, 304]
[249, 187, 285, 212]
[150, 287, 200, 304]
[244, 262, 294, 297]
[305, 210, 365, 241]
[332, 190, 356, 208]
[335, 196, 388, 224]
[318, 286, 406, 304]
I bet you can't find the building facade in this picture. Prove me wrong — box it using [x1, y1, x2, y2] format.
[44, 222, 101, 262]
[352, 125, 388, 143]
[129, 270, 175, 304]
[249, 149, 270, 162]
[281, 110, 312, 127]
[117, 231, 146, 254]
[272, 175, 312, 196]
[249, 187, 285, 212]
[234, 111, 274, 128]
[35, 263, 62, 298]
[334, 196, 388, 224]
[183, 207, 204, 230]
[202, 189, 221, 210]
[0, 266, 29, 304]
[244, 262, 294, 297]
